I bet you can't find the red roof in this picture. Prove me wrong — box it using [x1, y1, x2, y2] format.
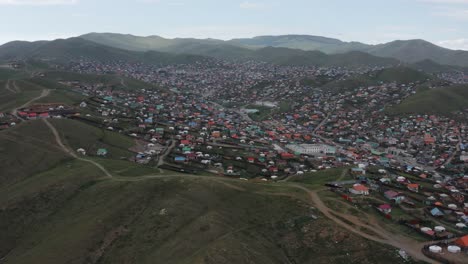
[180, 140, 190, 145]
[353, 185, 369, 192]
[455, 235, 468, 247]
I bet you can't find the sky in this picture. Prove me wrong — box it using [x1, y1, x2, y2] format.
[0, 0, 467, 50]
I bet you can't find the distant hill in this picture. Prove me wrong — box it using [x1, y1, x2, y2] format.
[0, 37, 400, 68]
[388, 84, 468, 114]
[229, 35, 369, 54]
[366, 39, 468, 67]
[0, 38, 208, 65]
[81, 33, 468, 67]
[320, 67, 431, 92]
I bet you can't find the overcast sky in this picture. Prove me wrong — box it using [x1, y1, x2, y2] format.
[0, 0, 467, 50]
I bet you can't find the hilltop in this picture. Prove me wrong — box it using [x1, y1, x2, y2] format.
[0, 37, 400, 68]
[0, 38, 208, 66]
[81, 33, 468, 67]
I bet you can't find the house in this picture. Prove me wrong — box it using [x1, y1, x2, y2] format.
[407, 183, 419, 193]
[378, 204, 392, 214]
[455, 235, 468, 249]
[424, 134, 436, 144]
[349, 184, 369, 195]
[280, 152, 295, 160]
[97, 148, 108, 156]
[351, 167, 366, 175]
[174, 156, 186, 162]
[384, 190, 405, 203]
[430, 207, 444, 217]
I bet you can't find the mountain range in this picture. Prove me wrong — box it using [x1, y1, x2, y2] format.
[80, 33, 468, 67]
[0, 33, 467, 70]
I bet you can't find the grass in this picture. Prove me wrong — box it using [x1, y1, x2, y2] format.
[0, 79, 43, 112]
[50, 118, 135, 159]
[0, 162, 409, 264]
[291, 168, 348, 189]
[91, 158, 161, 177]
[0, 120, 70, 187]
[388, 84, 468, 115]
[36, 89, 85, 105]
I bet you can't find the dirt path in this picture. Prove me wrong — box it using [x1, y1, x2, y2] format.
[12, 88, 50, 117]
[288, 184, 438, 264]
[4, 80, 17, 94]
[42, 119, 113, 178]
[157, 139, 176, 168]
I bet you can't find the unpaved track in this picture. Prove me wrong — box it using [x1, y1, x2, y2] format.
[42, 119, 113, 178]
[288, 184, 437, 264]
[12, 89, 50, 117]
[5, 80, 16, 93]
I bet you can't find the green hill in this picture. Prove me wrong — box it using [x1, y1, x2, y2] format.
[1, 37, 400, 68]
[80, 33, 468, 67]
[388, 85, 468, 114]
[0, 38, 208, 66]
[321, 67, 430, 92]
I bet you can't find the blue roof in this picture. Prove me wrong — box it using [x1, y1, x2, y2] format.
[430, 207, 444, 216]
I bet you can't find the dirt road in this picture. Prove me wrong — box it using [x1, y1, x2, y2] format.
[42, 119, 113, 178]
[288, 183, 438, 264]
[12, 89, 50, 117]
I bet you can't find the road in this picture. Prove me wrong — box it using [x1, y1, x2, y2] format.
[444, 134, 462, 166]
[42, 119, 113, 178]
[287, 184, 438, 264]
[156, 139, 176, 168]
[12, 89, 50, 117]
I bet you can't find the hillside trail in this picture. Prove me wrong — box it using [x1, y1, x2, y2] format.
[4, 80, 17, 94]
[42, 119, 113, 178]
[287, 183, 438, 264]
[12, 89, 50, 117]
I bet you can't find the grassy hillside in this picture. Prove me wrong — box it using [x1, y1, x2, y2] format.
[0, 79, 44, 112]
[388, 85, 468, 114]
[369, 67, 430, 84]
[0, 121, 70, 187]
[321, 67, 429, 92]
[0, 38, 208, 66]
[0, 160, 409, 264]
[50, 119, 135, 159]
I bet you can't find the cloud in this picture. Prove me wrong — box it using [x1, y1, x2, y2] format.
[438, 38, 468, 50]
[240, 1, 266, 10]
[0, 0, 77, 5]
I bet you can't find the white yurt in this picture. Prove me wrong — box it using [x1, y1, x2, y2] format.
[429, 246, 442, 253]
[421, 227, 432, 233]
[434, 226, 446, 233]
[397, 176, 406, 182]
[447, 246, 461, 253]
[448, 204, 458, 210]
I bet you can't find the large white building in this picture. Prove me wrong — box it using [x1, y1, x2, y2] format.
[286, 144, 336, 156]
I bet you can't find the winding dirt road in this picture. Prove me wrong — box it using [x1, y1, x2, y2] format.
[12, 88, 50, 117]
[42, 119, 113, 178]
[288, 183, 437, 264]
